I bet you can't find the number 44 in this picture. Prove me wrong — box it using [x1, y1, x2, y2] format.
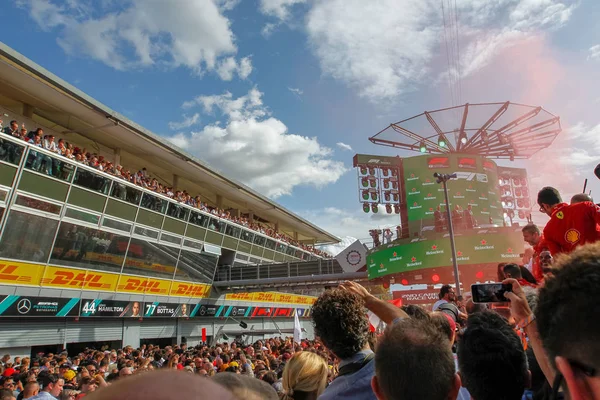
[82, 302, 96, 314]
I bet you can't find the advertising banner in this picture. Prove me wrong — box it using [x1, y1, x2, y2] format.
[116, 275, 171, 296]
[143, 302, 190, 318]
[392, 289, 439, 306]
[0, 261, 44, 286]
[169, 281, 211, 298]
[403, 154, 503, 224]
[79, 300, 143, 317]
[0, 295, 79, 317]
[224, 292, 316, 305]
[41, 266, 119, 291]
[368, 229, 523, 278]
[335, 240, 367, 273]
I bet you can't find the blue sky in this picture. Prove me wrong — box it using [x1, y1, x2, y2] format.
[3, 0, 600, 252]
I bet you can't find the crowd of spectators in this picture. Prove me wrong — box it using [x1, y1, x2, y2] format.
[0, 239, 599, 399]
[0, 119, 329, 258]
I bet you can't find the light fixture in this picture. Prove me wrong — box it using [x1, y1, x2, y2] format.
[437, 135, 446, 148]
[459, 131, 467, 145]
[419, 141, 427, 153]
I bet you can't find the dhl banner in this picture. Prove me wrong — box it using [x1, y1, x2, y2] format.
[225, 292, 316, 306]
[41, 266, 119, 291]
[170, 281, 211, 299]
[0, 259, 211, 299]
[117, 275, 171, 296]
[0, 260, 44, 286]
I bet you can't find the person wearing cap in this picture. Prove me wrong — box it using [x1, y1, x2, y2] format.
[62, 371, 76, 389]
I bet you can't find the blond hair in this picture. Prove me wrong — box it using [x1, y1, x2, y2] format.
[281, 352, 328, 400]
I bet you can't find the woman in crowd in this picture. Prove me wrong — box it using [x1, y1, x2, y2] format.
[280, 352, 328, 400]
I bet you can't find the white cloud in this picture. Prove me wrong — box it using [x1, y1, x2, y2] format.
[172, 88, 347, 198]
[261, 22, 277, 37]
[18, 0, 250, 78]
[288, 87, 303, 99]
[216, 56, 253, 80]
[259, 0, 306, 20]
[168, 113, 201, 130]
[336, 142, 353, 151]
[216, 0, 240, 11]
[588, 45, 600, 61]
[305, 0, 578, 102]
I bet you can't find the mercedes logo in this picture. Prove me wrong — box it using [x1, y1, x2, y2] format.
[199, 307, 206, 316]
[232, 308, 237, 316]
[17, 299, 32, 315]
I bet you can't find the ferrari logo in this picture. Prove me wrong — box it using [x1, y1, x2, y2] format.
[565, 229, 580, 244]
[556, 211, 564, 220]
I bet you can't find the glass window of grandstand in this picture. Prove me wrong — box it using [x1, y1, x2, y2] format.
[166, 202, 189, 221]
[224, 223, 241, 238]
[0, 210, 59, 263]
[123, 238, 178, 280]
[101, 217, 132, 233]
[183, 239, 203, 251]
[0, 188, 8, 203]
[15, 195, 61, 215]
[0, 137, 24, 166]
[64, 207, 100, 225]
[265, 238, 276, 250]
[133, 226, 159, 240]
[140, 192, 167, 214]
[110, 181, 141, 205]
[161, 233, 182, 246]
[73, 168, 111, 194]
[49, 222, 129, 273]
[189, 211, 209, 227]
[276, 242, 287, 253]
[207, 217, 225, 233]
[286, 245, 296, 256]
[253, 234, 266, 247]
[25, 148, 75, 182]
[174, 249, 218, 284]
[240, 229, 254, 243]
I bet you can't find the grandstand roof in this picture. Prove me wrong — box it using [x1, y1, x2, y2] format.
[0, 41, 339, 244]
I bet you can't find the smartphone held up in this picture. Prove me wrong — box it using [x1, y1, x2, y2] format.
[471, 283, 513, 303]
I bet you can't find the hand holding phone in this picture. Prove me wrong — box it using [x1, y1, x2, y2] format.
[471, 283, 512, 303]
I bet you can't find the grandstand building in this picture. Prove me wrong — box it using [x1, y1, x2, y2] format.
[0, 42, 340, 356]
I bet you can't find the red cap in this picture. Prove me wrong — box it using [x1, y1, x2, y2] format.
[2, 368, 15, 377]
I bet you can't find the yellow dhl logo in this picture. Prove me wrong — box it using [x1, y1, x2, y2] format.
[42, 271, 112, 289]
[171, 283, 209, 297]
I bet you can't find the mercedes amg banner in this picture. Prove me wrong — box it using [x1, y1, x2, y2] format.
[0, 295, 80, 317]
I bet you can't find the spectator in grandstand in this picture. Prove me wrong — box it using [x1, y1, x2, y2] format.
[2, 121, 18, 137]
[212, 373, 278, 400]
[457, 311, 530, 400]
[280, 352, 328, 400]
[372, 318, 461, 400]
[521, 224, 545, 281]
[30, 373, 63, 400]
[537, 186, 600, 255]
